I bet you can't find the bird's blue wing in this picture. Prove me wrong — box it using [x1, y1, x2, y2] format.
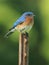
[13, 15, 25, 27]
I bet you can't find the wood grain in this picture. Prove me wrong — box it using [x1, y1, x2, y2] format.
[19, 33, 29, 65]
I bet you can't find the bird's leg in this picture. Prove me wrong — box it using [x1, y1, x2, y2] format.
[25, 32, 28, 37]
[22, 32, 28, 38]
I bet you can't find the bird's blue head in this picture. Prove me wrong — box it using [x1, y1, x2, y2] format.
[22, 12, 35, 17]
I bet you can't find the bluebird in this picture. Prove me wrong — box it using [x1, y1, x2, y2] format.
[4, 12, 35, 38]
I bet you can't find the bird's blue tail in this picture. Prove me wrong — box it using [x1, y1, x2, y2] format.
[4, 28, 15, 38]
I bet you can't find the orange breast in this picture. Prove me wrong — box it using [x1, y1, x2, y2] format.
[23, 17, 33, 25]
[16, 17, 34, 29]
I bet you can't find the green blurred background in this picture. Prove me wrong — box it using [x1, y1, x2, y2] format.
[0, 0, 49, 65]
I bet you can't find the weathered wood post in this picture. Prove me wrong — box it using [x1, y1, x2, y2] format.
[19, 33, 29, 65]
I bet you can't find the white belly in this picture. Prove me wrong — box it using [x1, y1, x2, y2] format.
[15, 21, 34, 33]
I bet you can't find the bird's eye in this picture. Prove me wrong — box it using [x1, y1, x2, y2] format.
[27, 14, 31, 16]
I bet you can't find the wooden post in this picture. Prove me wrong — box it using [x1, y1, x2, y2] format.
[19, 33, 29, 65]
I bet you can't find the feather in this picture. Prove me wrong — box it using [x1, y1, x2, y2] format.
[13, 15, 25, 27]
[4, 28, 15, 38]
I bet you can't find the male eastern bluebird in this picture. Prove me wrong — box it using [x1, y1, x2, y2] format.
[4, 12, 35, 38]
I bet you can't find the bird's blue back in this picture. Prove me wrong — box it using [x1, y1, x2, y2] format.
[13, 15, 25, 27]
[13, 12, 33, 27]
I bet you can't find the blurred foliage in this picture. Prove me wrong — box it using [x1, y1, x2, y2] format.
[0, 0, 49, 65]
